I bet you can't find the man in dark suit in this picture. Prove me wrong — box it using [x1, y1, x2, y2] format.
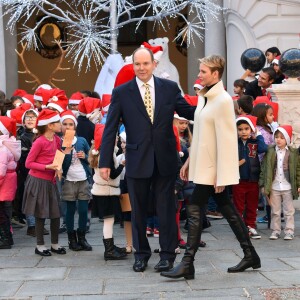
[99, 47, 195, 273]
[244, 67, 276, 99]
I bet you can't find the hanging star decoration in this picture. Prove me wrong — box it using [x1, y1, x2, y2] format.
[0, 0, 223, 71]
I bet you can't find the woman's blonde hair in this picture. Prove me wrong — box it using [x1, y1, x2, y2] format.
[198, 55, 225, 78]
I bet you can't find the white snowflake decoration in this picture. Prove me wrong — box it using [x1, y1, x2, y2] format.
[0, 0, 223, 71]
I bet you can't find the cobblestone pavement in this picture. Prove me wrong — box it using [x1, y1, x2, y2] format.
[1, 208, 300, 300]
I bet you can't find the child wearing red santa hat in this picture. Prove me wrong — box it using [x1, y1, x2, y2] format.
[260, 125, 300, 241]
[0, 117, 21, 249]
[234, 115, 268, 239]
[22, 109, 67, 256]
[60, 110, 92, 252]
[88, 124, 127, 260]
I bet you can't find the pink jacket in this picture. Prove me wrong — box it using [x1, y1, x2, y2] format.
[0, 135, 21, 201]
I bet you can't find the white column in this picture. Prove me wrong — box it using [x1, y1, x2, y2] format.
[187, 9, 205, 95]
[204, 0, 227, 83]
[0, 6, 6, 94]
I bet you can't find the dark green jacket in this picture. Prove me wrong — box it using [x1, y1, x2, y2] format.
[259, 145, 300, 199]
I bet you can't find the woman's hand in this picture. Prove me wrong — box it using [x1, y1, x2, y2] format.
[180, 158, 189, 181]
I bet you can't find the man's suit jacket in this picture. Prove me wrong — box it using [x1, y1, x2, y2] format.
[244, 79, 263, 99]
[99, 76, 195, 178]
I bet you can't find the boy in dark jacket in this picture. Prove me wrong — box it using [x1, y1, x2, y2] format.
[233, 115, 268, 239]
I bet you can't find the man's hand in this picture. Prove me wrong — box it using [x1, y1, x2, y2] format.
[99, 168, 111, 181]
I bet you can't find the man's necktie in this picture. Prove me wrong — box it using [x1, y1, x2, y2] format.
[143, 83, 153, 123]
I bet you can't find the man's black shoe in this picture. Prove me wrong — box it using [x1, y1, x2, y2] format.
[154, 259, 174, 272]
[133, 259, 148, 272]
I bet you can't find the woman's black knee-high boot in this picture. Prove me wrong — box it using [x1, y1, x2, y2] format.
[219, 203, 261, 273]
[161, 204, 201, 280]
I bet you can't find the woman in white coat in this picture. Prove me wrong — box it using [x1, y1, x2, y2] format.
[161, 55, 261, 280]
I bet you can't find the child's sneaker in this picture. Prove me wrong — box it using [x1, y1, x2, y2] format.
[248, 226, 261, 239]
[269, 232, 280, 240]
[257, 215, 268, 223]
[284, 233, 294, 240]
[153, 228, 159, 237]
[146, 227, 153, 237]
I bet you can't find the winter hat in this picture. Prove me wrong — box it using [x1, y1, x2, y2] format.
[78, 97, 102, 116]
[272, 55, 281, 65]
[173, 125, 183, 157]
[274, 125, 293, 145]
[69, 92, 84, 105]
[0, 116, 17, 137]
[101, 94, 111, 113]
[119, 131, 126, 142]
[21, 109, 39, 124]
[12, 89, 27, 97]
[34, 87, 53, 106]
[141, 42, 164, 61]
[183, 94, 198, 106]
[174, 113, 189, 122]
[253, 96, 279, 121]
[7, 103, 33, 126]
[114, 64, 135, 88]
[92, 123, 105, 155]
[60, 110, 78, 126]
[47, 89, 68, 113]
[193, 79, 203, 90]
[236, 114, 257, 132]
[22, 94, 35, 106]
[36, 108, 60, 126]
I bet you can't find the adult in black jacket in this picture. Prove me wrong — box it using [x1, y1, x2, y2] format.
[99, 47, 195, 273]
[244, 67, 276, 100]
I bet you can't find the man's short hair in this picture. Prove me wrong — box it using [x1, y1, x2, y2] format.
[198, 55, 225, 78]
[261, 67, 277, 82]
[132, 47, 154, 62]
[237, 95, 254, 114]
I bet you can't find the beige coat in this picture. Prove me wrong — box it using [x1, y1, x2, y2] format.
[189, 81, 239, 186]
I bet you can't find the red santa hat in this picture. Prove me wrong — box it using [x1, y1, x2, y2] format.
[183, 94, 198, 106]
[236, 114, 257, 132]
[253, 96, 279, 121]
[101, 94, 111, 113]
[47, 89, 68, 113]
[92, 123, 105, 155]
[12, 89, 27, 97]
[34, 87, 53, 106]
[193, 79, 203, 90]
[69, 92, 84, 105]
[7, 103, 33, 126]
[0, 116, 17, 137]
[78, 97, 102, 116]
[114, 64, 135, 88]
[22, 94, 35, 107]
[60, 110, 78, 126]
[272, 55, 281, 65]
[36, 109, 60, 126]
[21, 109, 39, 124]
[275, 125, 293, 145]
[141, 42, 164, 61]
